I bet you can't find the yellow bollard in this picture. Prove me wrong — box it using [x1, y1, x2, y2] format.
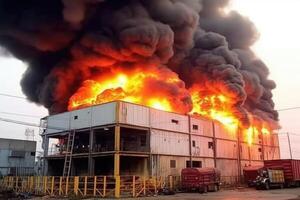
[115, 176, 120, 198]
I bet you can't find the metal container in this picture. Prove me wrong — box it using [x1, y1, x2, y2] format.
[264, 159, 300, 183]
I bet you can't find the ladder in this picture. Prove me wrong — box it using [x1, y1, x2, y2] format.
[63, 131, 75, 177]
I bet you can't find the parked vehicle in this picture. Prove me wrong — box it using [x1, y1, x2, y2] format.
[264, 159, 300, 187]
[255, 169, 284, 189]
[181, 167, 220, 193]
[243, 165, 264, 187]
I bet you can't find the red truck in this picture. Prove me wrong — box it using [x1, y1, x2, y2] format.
[181, 168, 221, 193]
[264, 159, 300, 187]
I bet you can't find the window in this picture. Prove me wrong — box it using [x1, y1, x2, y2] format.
[258, 148, 262, 152]
[170, 160, 176, 168]
[30, 152, 36, 156]
[10, 151, 25, 158]
[192, 125, 198, 130]
[140, 136, 146, 147]
[192, 140, 196, 147]
[208, 142, 214, 149]
[186, 161, 202, 168]
[74, 115, 78, 120]
[171, 119, 179, 124]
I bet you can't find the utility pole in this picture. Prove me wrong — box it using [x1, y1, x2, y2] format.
[286, 132, 293, 159]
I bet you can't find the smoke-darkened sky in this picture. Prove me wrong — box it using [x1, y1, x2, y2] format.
[0, 0, 299, 158]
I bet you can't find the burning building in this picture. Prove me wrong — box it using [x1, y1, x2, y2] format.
[0, 0, 280, 182]
[41, 101, 279, 183]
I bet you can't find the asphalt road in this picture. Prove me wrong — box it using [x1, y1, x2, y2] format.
[124, 188, 300, 200]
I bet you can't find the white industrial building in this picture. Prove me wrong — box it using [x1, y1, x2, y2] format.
[0, 138, 36, 176]
[41, 101, 280, 183]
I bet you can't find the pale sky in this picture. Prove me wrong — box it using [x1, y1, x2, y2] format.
[0, 0, 300, 158]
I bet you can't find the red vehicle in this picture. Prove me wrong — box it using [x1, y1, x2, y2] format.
[181, 168, 221, 193]
[264, 159, 300, 186]
[243, 165, 264, 186]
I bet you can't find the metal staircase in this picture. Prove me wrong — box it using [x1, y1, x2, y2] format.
[63, 131, 75, 177]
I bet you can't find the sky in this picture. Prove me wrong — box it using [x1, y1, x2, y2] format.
[0, 0, 300, 158]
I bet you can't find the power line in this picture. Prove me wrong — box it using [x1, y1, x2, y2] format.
[0, 93, 26, 99]
[277, 106, 300, 111]
[0, 111, 42, 118]
[0, 116, 65, 131]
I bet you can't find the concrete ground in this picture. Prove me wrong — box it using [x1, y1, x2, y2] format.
[23, 187, 300, 200]
[124, 188, 300, 200]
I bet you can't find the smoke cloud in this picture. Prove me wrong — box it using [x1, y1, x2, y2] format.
[0, 0, 278, 128]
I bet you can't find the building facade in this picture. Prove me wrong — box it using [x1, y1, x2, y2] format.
[41, 101, 280, 182]
[0, 138, 36, 176]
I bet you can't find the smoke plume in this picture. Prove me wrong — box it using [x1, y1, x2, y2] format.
[0, 0, 278, 128]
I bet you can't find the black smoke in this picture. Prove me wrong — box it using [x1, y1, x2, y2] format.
[0, 0, 278, 128]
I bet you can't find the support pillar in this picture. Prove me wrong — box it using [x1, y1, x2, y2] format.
[212, 122, 217, 168]
[114, 125, 120, 176]
[42, 136, 49, 176]
[88, 129, 94, 175]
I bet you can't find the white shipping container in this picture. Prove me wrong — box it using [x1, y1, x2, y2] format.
[70, 107, 92, 130]
[191, 135, 214, 157]
[91, 102, 116, 127]
[150, 109, 189, 133]
[47, 112, 70, 134]
[214, 122, 237, 141]
[150, 129, 189, 156]
[119, 102, 150, 127]
[240, 143, 250, 160]
[249, 144, 263, 161]
[216, 139, 237, 159]
[190, 117, 213, 137]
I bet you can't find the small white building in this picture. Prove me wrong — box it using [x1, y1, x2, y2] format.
[41, 101, 280, 183]
[0, 138, 36, 176]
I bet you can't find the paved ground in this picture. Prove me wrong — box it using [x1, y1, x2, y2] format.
[4, 187, 299, 200]
[123, 188, 300, 200]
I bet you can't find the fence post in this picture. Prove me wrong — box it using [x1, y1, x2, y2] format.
[115, 175, 120, 198]
[65, 177, 69, 196]
[143, 176, 146, 196]
[84, 176, 87, 197]
[74, 176, 79, 196]
[132, 176, 135, 197]
[59, 177, 62, 196]
[169, 176, 173, 191]
[154, 176, 157, 194]
[43, 176, 47, 194]
[103, 176, 106, 197]
[51, 176, 54, 196]
[93, 176, 97, 196]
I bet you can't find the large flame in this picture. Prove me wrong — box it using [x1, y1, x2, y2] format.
[68, 69, 271, 146]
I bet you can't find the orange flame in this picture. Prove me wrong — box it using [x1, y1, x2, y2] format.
[68, 69, 271, 146]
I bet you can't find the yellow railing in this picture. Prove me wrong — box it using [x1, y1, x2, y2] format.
[0, 175, 179, 198]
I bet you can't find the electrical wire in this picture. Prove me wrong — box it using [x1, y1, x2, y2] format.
[0, 93, 26, 99]
[0, 111, 43, 118]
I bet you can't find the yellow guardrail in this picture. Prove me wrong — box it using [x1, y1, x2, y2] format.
[0, 175, 180, 198]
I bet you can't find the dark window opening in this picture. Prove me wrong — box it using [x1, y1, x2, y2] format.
[171, 119, 179, 124]
[140, 135, 146, 147]
[186, 160, 202, 168]
[30, 152, 35, 156]
[170, 160, 176, 168]
[192, 125, 198, 130]
[258, 148, 262, 152]
[208, 141, 214, 149]
[192, 140, 196, 147]
[74, 115, 78, 120]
